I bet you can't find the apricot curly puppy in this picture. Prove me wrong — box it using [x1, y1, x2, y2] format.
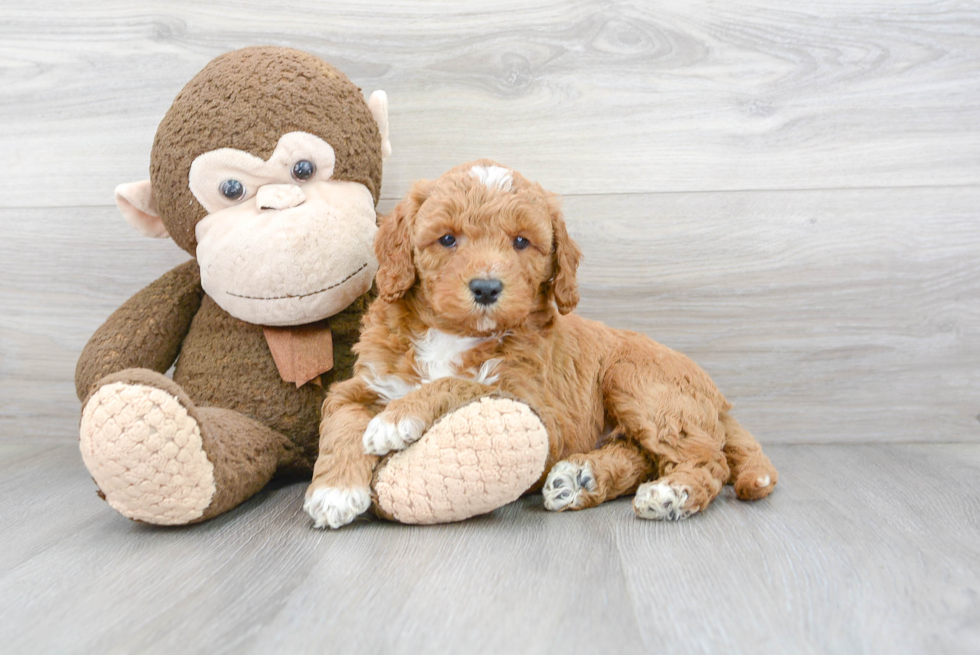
[306, 160, 777, 527]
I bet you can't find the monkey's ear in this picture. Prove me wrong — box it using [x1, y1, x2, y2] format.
[368, 90, 392, 162]
[115, 181, 169, 239]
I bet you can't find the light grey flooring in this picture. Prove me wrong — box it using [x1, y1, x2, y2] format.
[2, 443, 978, 654]
[2, 1, 979, 653]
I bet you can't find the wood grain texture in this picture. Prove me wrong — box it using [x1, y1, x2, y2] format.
[2, 2, 979, 652]
[4, 186, 977, 445]
[1, 442, 977, 654]
[570, 186, 980, 445]
[0, 1, 978, 207]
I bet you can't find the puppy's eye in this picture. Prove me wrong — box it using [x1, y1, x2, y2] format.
[438, 234, 457, 247]
[219, 179, 245, 201]
[513, 236, 530, 250]
[292, 160, 316, 181]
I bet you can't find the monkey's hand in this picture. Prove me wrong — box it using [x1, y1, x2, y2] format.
[75, 259, 203, 402]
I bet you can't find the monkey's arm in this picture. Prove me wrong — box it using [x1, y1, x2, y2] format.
[75, 259, 204, 401]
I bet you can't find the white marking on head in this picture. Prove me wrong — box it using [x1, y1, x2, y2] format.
[469, 165, 513, 192]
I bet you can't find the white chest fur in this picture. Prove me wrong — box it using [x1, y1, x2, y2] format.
[363, 329, 501, 404]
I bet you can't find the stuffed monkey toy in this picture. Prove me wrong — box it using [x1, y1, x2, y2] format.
[77, 47, 547, 526]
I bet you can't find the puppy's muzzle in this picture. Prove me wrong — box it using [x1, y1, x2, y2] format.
[469, 278, 503, 306]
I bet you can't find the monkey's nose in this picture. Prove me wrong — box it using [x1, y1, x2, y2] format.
[469, 278, 503, 306]
[256, 184, 306, 211]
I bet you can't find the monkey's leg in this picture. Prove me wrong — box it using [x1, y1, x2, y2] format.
[80, 369, 299, 525]
[359, 378, 551, 525]
[371, 396, 549, 525]
[541, 437, 656, 512]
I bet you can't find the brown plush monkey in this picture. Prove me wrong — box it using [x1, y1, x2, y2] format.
[75, 47, 392, 524]
[78, 46, 549, 527]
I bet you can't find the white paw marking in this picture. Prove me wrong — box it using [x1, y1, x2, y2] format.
[543, 460, 597, 511]
[757, 475, 771, 488]
[304, 486, 371, 529]
[469, 165, 513, 192]
[362, 413, 425, 456]
[634, 481, 694, 521]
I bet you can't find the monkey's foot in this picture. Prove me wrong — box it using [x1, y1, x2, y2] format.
[80, 381, 216, 525]
[372, 397, 548, 525]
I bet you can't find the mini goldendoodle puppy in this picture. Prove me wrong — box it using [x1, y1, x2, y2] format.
[305, 159, 778, 528]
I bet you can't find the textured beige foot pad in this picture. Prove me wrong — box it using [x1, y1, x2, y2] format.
[373, 397, 549, 525]
[79, 382, 216, 525]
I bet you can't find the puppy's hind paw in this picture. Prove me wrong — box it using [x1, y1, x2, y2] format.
[733, 468, 777, 500]
[304, 486, 371, 529]
[633, 481, 695, 521]
[543, 460, 596, 511]
[362, 413, 425, 456]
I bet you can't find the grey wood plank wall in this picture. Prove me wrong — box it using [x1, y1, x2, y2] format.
[1, 1, 978, 445]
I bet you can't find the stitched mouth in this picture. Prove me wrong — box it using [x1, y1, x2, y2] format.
[226, 262, 369, 300]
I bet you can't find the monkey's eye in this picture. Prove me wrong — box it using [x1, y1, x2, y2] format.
[292, 160, 316, 181]
[513, 236, 530, 250]
[219, 179, 245, 201]
[438, 234, 457, 248]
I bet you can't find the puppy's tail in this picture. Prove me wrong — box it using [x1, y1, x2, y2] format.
[721, 412, 778, 500]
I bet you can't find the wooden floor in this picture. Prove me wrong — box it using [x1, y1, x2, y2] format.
[2, 442, 978, 654]
[2, 1, 979, 653]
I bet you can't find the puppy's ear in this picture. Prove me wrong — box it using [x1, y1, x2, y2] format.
[546, 192, 582, 315]
[375, 179, 432, 302]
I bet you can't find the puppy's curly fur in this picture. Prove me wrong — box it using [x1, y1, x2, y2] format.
[307, 160, 777, 524]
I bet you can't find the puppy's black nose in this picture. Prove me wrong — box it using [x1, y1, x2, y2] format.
[469, 278, 503, 305]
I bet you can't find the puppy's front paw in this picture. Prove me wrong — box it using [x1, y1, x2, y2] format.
[362, 412, 425, 456]
[543, 460, 597, 511]
[304, 486, 371, 529]
[633, 481, 694, 521]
